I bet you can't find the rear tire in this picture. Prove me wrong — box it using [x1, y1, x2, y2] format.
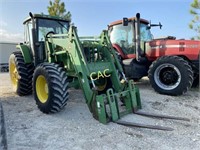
[9, 51, 34, 96]
[148, 56, 193, 96]
[33, 63, 69, 113]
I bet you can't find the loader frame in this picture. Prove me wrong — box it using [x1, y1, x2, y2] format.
[44, 25, 142, 124]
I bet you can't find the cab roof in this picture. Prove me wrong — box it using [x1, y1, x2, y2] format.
[23, 13, 70, 24]
[108, 17, 149, 28]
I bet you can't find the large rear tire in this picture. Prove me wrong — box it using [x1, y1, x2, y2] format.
[33, 63, 69, 113]
[9, 51, 34, 96]
[148, 56, 193, 96]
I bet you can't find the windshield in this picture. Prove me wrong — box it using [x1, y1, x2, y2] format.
[37, 18, 69, 41]
[109, 22, 152, 54]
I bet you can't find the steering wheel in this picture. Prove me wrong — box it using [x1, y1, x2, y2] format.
[45, 31, 55, 38]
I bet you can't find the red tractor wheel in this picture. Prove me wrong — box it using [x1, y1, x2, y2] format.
[148, 56, 193, 96]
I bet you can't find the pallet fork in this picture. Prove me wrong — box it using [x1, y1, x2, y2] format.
[91, 80, 189, 131]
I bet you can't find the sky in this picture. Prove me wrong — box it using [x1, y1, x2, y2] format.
[0, 0, 197, 43]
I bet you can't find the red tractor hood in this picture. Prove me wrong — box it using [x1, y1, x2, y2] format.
[146, 38, 200, 61]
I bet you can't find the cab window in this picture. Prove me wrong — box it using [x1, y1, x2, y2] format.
[37, 18, 69, 41]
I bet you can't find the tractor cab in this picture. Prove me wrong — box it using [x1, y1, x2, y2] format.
[23, 13, 70, 65]
[108, 16, 153, 59]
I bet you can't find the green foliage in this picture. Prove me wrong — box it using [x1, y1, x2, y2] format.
[47, 0, 71, 21]
[189, 0, 200, 40]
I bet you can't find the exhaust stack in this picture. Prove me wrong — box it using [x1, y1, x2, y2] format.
[29, 12, 39, 66]
[135, 13, 142, 62]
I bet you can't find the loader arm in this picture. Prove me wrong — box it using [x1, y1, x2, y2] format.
[44, 26, 94, 107]
[44, 25, 142, 122]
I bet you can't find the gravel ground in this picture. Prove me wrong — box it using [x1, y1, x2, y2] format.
[0, 72, 200, 150]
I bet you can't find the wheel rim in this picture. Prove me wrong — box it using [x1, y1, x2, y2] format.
[9, 60, 19, 90]
[36, 75, 48, 103]
[154, 63, 181, 90]
[95, 78, 107, 92]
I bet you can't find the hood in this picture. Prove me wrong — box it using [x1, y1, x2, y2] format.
[145, 39, 200, 61]
[153, 36, 176, 40]
[148, 38, 200, 50]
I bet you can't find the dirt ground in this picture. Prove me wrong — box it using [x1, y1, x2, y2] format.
[0, 72, 199, 150]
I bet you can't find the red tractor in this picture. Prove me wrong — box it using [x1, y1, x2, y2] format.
[108, 13, 199, 96]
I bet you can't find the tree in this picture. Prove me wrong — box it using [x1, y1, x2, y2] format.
[47, 0, 71, 20]
[189, 0, 200, 40]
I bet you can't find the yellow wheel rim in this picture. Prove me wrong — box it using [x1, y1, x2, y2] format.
[36, 75, 49, 103]
[95, 78, 107, 92]
[9, 59, 19, 91]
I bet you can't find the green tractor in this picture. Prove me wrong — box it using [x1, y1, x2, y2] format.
[9, 13, 188, 130]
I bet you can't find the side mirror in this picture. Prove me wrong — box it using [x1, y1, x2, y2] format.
[123, 18, 129, 26]
[159, 22, 162, 29]
[147, 21, 163, 30]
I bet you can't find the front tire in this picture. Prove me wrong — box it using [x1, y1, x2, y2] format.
[148, 56, 193, 96]
[33, 63, 69, 113]
[9, 51, 34, 96]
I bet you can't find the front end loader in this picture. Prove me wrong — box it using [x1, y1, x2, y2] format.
[9, 13, 189, 131]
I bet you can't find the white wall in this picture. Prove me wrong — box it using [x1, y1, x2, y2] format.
[0, 42, 18, 72]
[0, 42, 18, 64]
